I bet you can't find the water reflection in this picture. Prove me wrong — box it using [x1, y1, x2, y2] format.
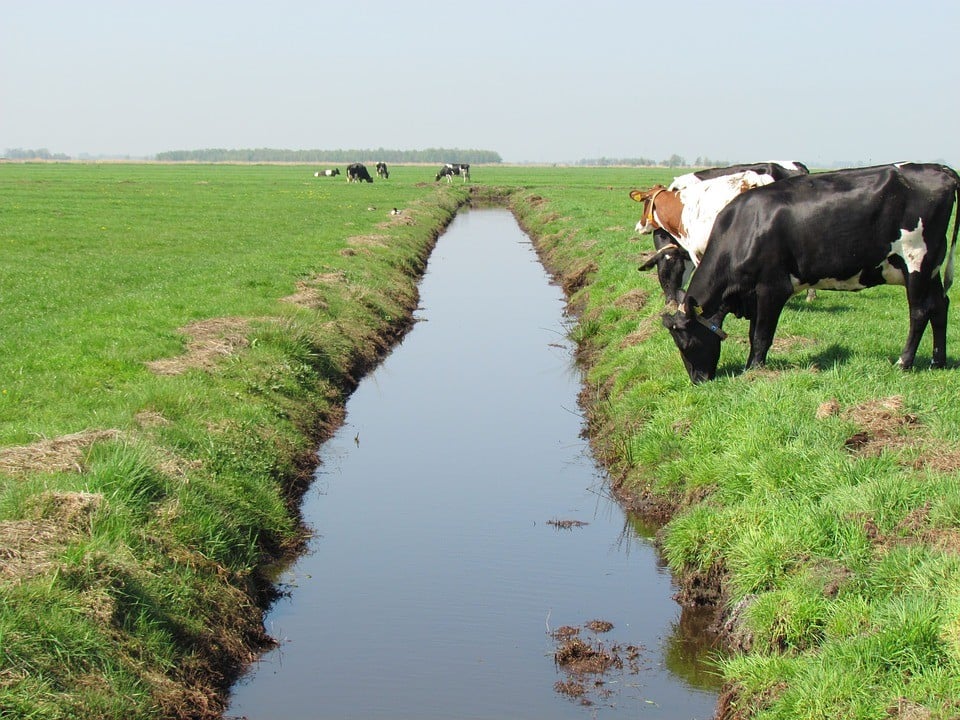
[226, 209, 719, 720]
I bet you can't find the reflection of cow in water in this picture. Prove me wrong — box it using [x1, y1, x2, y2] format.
[314, 168, 340, 177]
[436, 163, 470, 182]
[375, 162, 389, 179]
[346, 163, 373, 183]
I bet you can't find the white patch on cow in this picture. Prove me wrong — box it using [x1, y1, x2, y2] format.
[880, 261, 907, 286]
[667, 172, 702, 191]
[770, 160, 801, 171]
[675, 170, 775, 264]
[890, 219, 927, 273]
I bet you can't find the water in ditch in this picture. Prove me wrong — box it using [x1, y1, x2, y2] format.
[226, 208, 721, 719]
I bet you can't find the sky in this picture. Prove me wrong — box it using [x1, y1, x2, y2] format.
[3, 0, 959, 167]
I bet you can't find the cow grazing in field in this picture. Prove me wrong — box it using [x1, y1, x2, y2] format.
[661, 163, 960, 383]
[346, 163, 373, 183]
[314, 168, 340, 177]
[375, 162, 389, 179]
[633, 161, 810, 304]
[436, 163, 470, 183]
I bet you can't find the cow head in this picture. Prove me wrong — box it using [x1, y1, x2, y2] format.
[630, 186, 667, 234]
[661, 296, 726, 384]
[638, 228, 690, 304]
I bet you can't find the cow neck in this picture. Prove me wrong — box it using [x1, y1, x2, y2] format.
[650, 189, 684, 239]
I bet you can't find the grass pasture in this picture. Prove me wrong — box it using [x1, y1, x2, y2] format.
[2, 162, 960, 719]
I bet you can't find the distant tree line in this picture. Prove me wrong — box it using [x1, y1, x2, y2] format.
[155, 148, 503, 164]
[4, 148, 71, 160]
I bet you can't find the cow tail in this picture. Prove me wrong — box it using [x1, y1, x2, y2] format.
[946, 181, 960, 293]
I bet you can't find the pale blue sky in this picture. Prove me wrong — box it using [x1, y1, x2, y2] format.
[3, 0, 958, 166]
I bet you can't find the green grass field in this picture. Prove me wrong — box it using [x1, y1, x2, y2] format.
[2, 162, 960, 719]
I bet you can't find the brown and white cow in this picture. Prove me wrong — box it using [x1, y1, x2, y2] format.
[632, 162, 809, 304]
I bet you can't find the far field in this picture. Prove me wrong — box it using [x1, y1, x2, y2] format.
[2, 162, 960, 719]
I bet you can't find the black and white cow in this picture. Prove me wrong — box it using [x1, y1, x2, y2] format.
[376, 162, 389, 179]
[637, 162, 809, 305]
[346, 163, 373, 183]
[436, 163, 470, 183]
[314, 168, 340, 177]
[661, 163, 960, 383]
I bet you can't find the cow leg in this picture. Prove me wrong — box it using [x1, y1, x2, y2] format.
[900, 275, 948, 369]
[931, 289, 949, 368]
[745, 286, 792, 369]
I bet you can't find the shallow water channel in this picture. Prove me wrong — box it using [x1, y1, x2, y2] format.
[226, 209, 721, 719]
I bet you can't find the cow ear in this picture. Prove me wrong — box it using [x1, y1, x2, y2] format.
[629, 189, 646, 203]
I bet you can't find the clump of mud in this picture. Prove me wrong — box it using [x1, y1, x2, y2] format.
[551, 619, 645, 706]
[547, 518, 589, 530]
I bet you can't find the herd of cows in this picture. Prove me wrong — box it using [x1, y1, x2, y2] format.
[311, 158, 960, 385]
[630, 161, 960, 383]
[312, 162, 471, 183]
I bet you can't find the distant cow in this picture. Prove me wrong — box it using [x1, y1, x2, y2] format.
[314, 168, 340, 177]
[436, 163, 470, 183]
[346, 163, 373, 183]
[661, 163, 960, 383]
[376, 162, 389, 179]
[633, 161, 809, 304]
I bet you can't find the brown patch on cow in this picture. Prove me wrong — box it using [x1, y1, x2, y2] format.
[630, 185, 687, 240]
[145, 317, 253, 376]
[0, 429, 122, 477]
